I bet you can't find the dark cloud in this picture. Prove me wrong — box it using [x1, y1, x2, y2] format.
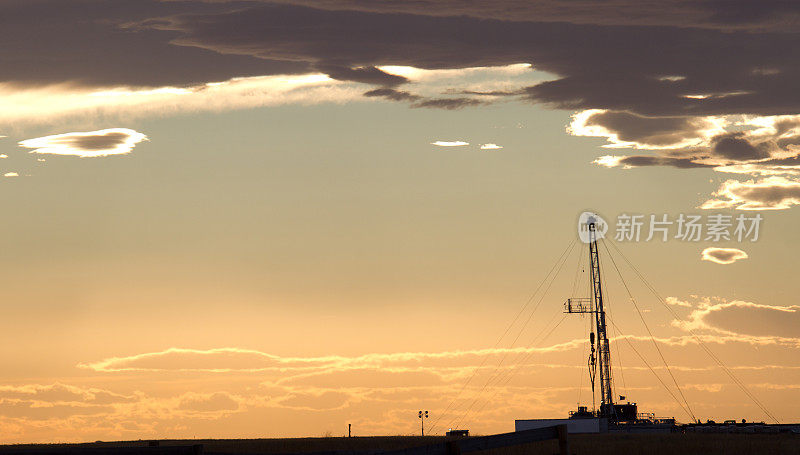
[4, 0, 800, 173]
[412, 97, 484, 110]
[316, 64, 408, 86]
[363, 88, 420, 102]
[601, 129, 790, 172]
[174, 0, 800, 32]
[711, 133, 770, 161]
[582, 111, 717, 147]
[364, 88, 483, 109]
[458, 89, 523, 97]
[70, 132, 130, 151]
[129, 3, 800, 119]
[0, 0, 310, 88]
[614, 155, 713, 169]
[772, 117, 800, 136]
[758, 155, 800, 167]
[698, 0, 798, 29]
[2, 0, 799, 121]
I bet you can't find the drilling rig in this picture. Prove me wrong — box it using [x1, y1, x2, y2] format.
[564, 216, 638, 423]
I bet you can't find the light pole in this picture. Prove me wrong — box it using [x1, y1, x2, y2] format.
[418, 410, 428, 436]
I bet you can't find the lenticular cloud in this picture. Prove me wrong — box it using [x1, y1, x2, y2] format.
[431, 141, 469, 147]
[701, 247, 748, 265]
[18, 128, 148, 157]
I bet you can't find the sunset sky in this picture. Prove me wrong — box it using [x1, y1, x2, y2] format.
[1, 0, 800, 443]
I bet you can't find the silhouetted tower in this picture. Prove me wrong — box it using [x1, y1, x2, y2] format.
[565, 217, 616, 419]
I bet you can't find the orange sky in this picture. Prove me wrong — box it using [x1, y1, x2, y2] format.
[2, 0, 800, 443]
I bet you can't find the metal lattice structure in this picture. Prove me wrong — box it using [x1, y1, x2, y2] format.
[564, 219, 616, 420]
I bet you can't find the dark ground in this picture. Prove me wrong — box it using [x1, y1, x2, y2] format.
[1, 433, 800, 455]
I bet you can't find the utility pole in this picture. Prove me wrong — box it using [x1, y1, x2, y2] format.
[348, 423, 351, 438]
[418, 410, 428, 436]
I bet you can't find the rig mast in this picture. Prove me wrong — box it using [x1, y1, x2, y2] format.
[565, 217, 616, 420]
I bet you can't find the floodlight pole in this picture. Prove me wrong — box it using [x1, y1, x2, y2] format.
[418, 410, 428, 436]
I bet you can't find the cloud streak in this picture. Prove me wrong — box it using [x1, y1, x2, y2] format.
[671, 296, 800, 340]
[2, 317, 796, 443]
[0, 74, 358, 126]
[0, 64, 540, 127]
[701, 177, 800, 210]
[80, 328, 800, 376]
